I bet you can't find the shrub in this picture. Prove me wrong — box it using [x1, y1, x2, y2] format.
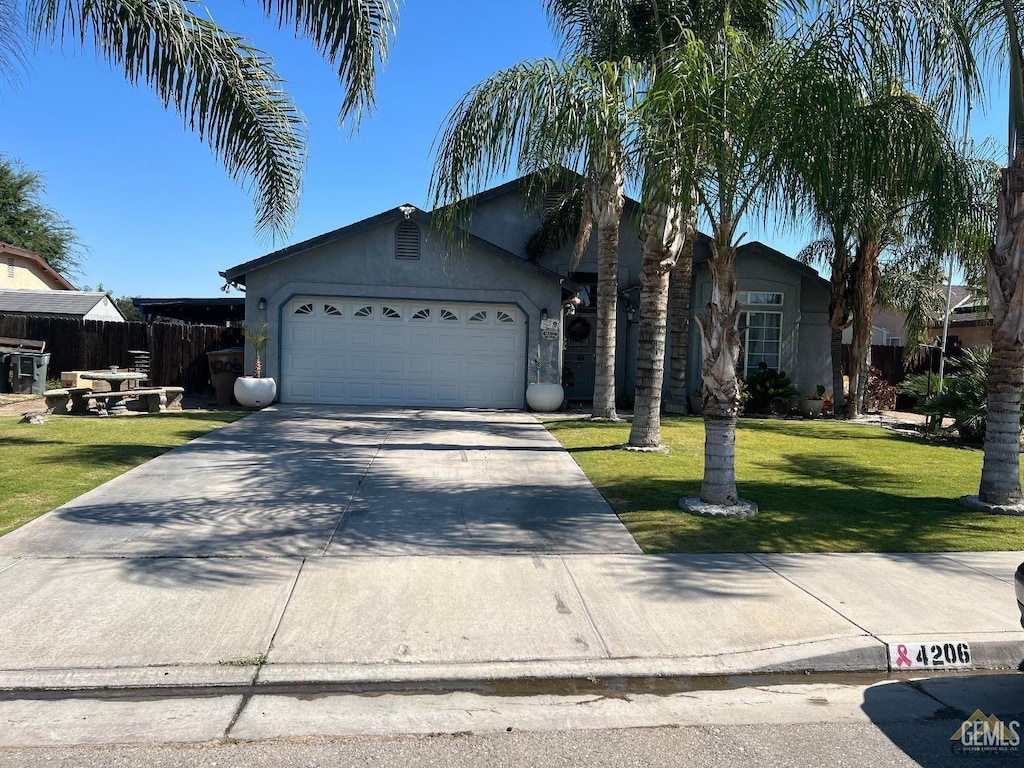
[912, 347, 991, 442]
[864, 366, 898, 412]
[743, 367, 798, 414]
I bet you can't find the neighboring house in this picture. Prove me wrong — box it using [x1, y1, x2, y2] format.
[0, 243, 76, 291]
[133, 297, 245, 326]
[221, 174, 833, 409]
[841, 309, 906, 348]
[926, 286, 991, 352]
[0, 288, 127, 322]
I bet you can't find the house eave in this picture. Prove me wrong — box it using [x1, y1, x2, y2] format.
[222, 205, 575, 291]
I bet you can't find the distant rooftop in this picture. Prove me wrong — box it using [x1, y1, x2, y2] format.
[0, 288, 111, 317]
[132, 297, 244, 325]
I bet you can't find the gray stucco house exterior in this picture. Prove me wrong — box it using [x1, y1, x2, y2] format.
[221, 175, 832, 409]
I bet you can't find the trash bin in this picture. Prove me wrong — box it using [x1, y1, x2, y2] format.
[9, 351, 50, 395]
[207, 347, 244, 406]
[0, 351, 10, 394]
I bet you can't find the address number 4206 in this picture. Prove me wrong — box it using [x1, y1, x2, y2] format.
[888, 641, 973, 670]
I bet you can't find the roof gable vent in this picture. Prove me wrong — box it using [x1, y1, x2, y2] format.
[395, 221, 421, 261]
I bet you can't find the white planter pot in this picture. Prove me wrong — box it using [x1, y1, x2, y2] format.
[234, 377, 277, 409]
[526, 383, 564, 412]
[801, 398, 824, 418]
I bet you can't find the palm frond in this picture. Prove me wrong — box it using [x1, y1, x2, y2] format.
[524, 179, 585, 260]
[258, 0, 397, 129]
[429, 55, 641, 251]
[0, 0, 28, 83]
[28, 0, 307, 237]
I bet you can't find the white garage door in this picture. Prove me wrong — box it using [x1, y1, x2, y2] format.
[281, 297, 527, 408]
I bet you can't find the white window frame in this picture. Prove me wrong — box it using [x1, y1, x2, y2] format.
[745, 309, 782, 376]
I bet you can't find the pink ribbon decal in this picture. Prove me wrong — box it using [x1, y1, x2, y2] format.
[895, 644, 912, 668]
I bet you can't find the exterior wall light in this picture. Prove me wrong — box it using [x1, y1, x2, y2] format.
[257, 297, 267, 311]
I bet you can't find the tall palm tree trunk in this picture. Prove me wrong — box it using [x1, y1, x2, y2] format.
[663, 227, 696, 415]
[628, 199, 686, 448]
[979, 165, 1024, 506]
[697, 223, 744, 505]
[827, 240, 852, 415]
[830, 328, 845, 413]
[591, 171, 625, 420]
[845, 240, 881, 418]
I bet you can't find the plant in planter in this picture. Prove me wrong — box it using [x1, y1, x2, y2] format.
[526, 345, 563, 412]
[234, 322, 277, 408]
[801, 384, 826, 418]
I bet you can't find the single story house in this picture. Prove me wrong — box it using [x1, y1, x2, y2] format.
[0, 243, 76, 291]
[221, 174, 832, 409]
[0, 288, 127, 322]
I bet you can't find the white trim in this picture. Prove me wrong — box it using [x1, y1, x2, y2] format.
[741, 309, 783, 378]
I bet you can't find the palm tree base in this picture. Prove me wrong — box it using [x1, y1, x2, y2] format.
[623, 444, 670, 454]
[679, 497, 758, 519]
[959, 495, 1024, 517]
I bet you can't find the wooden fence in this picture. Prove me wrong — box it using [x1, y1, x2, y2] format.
[0, 315, 243, 394]
[841, 344, 935, 386]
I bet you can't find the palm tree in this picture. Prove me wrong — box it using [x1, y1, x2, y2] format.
[646, 25, 851, 510]
[430, 53, 639, 421]
[971, 1, 1024, 507]
[846, 94, 973, 418]
[5, 0, 397, 236]
[627, 0, 790, 449]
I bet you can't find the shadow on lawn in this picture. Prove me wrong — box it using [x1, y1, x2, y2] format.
[753, 452, 905, 489]
[736, 417, 984, 451]
[600, 474, 1022, 554]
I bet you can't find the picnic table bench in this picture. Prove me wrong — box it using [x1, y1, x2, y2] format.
[43, 387, 94, 414]
[0, 337, 46, 352]
[44, 385, 184, 415]
[91, 386, 185, 415]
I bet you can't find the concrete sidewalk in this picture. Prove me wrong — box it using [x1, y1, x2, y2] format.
[0, 406, 1020, 693]
[0, 551, 1020, 691]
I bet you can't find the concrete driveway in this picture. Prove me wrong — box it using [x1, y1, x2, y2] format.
[0, 406, 641, 557]
[0, 406, 1021, 702]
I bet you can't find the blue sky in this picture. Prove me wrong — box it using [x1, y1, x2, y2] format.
[0, 2, 1011, 298]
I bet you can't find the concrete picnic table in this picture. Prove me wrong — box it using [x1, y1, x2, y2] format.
[80, 371, 148, 414]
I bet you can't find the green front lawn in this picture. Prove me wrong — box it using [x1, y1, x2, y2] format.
[0, 411, 247, 537]
[544, 417, 1024, 553]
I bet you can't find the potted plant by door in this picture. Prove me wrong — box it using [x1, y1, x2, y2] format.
[525, 346, 564, 412]
[233, 322, 277, 408]
[801, 385, 826, 418]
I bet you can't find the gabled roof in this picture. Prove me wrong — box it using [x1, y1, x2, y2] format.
[693, 240, 829, 287]
[0, 288, 119, 317]
[0, 243, 76, 290]
[221, 205, 576, 291]
[454, 168, 643, 217]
